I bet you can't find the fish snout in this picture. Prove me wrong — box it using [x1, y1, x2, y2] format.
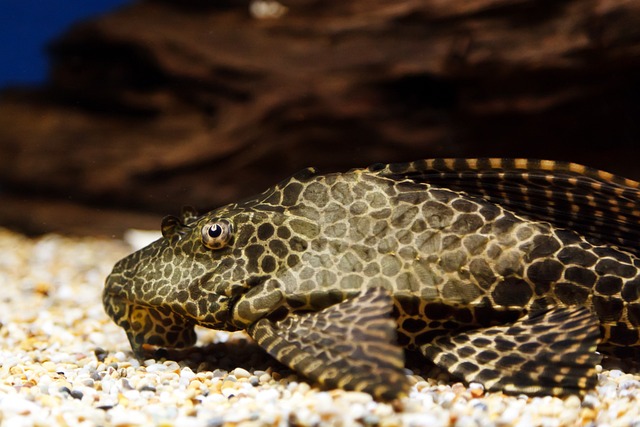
[103, 275, 197, 359]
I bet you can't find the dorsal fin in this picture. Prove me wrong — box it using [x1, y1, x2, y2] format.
[369, 158, 640, 256]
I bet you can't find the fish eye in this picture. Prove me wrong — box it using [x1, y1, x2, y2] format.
[201, 219, 233, 249]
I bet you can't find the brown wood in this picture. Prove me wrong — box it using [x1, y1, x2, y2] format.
[1, 0, 640, 235]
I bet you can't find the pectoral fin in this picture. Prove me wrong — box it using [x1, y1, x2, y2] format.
[247, 287, 409, 400]
[420, 306, 602, 395]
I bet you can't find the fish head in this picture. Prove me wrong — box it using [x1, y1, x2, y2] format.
[103, 171, 317, 357]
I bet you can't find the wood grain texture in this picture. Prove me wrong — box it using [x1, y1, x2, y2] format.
[1, 0, 640, 234]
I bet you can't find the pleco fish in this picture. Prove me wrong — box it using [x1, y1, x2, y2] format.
[103, 159, 640, 400]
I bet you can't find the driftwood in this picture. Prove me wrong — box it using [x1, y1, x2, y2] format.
[1, 0, 640, 235]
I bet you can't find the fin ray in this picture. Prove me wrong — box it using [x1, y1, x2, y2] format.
[420, 306, 602, 395]
[370, 158, 640, 256]
[247, 287, 409, 400]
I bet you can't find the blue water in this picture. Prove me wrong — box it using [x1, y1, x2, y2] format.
[0, 0, 131, 88]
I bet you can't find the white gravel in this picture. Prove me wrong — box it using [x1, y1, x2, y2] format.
[0, 227, 639, 426]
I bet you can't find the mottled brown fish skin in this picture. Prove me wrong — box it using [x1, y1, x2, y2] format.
[103, 159, 640, 399]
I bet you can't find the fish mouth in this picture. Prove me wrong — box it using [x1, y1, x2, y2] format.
[103, 275, 198, 360]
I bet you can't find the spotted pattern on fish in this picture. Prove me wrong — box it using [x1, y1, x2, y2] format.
[103, 159, 640, 400]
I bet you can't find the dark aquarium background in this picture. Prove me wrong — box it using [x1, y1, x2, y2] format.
[0, 0, 131, 87]
[0, 0, 639, 236]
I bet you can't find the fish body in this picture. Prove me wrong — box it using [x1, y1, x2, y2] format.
[104, 159, 640, 399]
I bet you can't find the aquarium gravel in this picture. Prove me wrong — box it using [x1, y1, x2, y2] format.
[0, 227, 639, 426]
